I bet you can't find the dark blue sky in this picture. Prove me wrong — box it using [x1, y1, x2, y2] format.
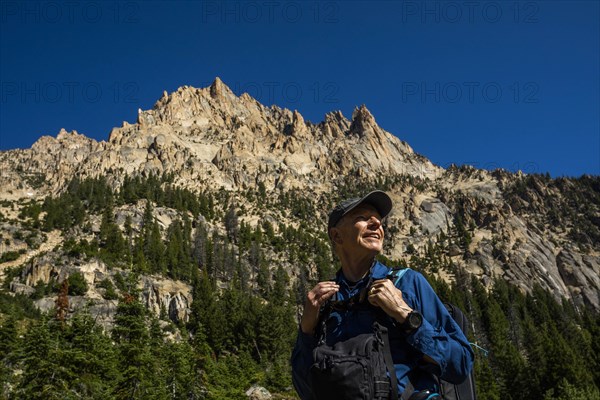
[1, 1, 598, 177]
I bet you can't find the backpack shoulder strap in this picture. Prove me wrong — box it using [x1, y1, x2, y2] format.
[401, 380, 415, 400]
[376, 322, 399, 400]
[387, 267, 411, 287]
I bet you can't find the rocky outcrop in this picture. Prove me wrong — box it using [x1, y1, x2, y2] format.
[10, 256, 193, 327]
[245, 385, 272, 400]
[557, 249, 600, 309]
[140, 275, 192, 324]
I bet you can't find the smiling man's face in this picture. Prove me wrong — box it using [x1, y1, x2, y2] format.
[333, 203, 384, 257]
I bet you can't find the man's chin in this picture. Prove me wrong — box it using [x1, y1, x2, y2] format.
[368, 247, 383, 255]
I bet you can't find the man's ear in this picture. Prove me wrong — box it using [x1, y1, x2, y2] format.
[330, 227, 343, 245]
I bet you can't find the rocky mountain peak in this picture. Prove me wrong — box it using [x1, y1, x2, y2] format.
[0, 78, 444, 199]
[288, 110, 309, 138]
[320, 111, 350, 138]
[209, 76, 231, 99]
[324, 110, 348, 124]
[349, 104, 378, 136]
[56, 128, 74, 140]
[352, 104, 375, 122]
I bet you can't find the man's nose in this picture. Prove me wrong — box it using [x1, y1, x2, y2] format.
[367, 216, 381, 227]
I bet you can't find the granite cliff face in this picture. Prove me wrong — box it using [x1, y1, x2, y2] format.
[1, 78, 598, 318]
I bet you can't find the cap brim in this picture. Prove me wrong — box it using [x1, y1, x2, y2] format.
[354, 190, 393, 220]
[327, 190, 393, 234]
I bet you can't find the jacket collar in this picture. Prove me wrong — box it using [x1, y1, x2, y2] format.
[336, 260, 390, 288]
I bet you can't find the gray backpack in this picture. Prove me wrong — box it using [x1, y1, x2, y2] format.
[309, 274, 399, 400]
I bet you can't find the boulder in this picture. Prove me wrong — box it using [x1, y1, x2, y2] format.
[245, 385, 271, 400]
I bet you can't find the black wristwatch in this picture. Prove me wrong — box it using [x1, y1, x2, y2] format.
[402, 310, 423, 333]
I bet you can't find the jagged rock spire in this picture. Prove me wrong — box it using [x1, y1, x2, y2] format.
[349, 104, 377, 136]
[289, 110, 309, 138]
[210, 77, 227, 99]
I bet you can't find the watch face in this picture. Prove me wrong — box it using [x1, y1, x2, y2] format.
[408, 311, 423, 329]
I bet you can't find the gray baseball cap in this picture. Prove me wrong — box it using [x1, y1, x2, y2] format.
[327, 190, 393, 232]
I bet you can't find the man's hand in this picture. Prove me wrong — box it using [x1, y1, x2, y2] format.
[367, 279, 413, 323]
[300, 281, 339, 335]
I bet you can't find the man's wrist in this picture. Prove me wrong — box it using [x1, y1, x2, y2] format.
[393, 305, 413, 324]
[401, 310, 423, 333]
[300, 312, 318, 335]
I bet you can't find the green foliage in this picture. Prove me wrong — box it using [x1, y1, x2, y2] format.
[203, 351, 263, 400]
[503, 174, 600, 247]
[63, 237, 98, 259]
[159, 341, 204, 398]
[97, 278, 118, 300]
[15, 317, 69, 399]
[7, 312, 118, 399]
[23, 172, 46, 189]
[0, 291, 40, 320]
[3, 174, 599, 399]
[111, 292, 174, 399]
[66, 176, 115, 213]
[18, 201, 42, 222]
[0, 251, 20, 263]
[41, 176, 115, 232]
[30, 279, 57, 300]
[120, 174, 213, 218]
[98, 196, 128, 267]
[224, 205, 239, 242]
[165, 218, 193, 281]
[113, 272, 128, 292]
[543, 378, 600, 400]
[67, 272, 88, 296]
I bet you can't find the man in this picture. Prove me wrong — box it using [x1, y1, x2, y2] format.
[291, 190, 474, 399]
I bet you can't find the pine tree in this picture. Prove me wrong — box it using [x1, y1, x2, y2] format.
[0, 312, 20, 392]
[0, 313, 18, 360]
[124, 214, 134, 264]
[188, 270, 218, 351]
[161, 341, 203, 399]
[211, 231, 224, 282]
[16, 317, 71, 400]
[60, 311, 119, 398]
[112, 293, 165, 399]
[166, 219, 191, 281]
[67, 271, 88, 296]
[192, 221, 208, 270]
[260, 266, 296, 362]
[146, 221, 166, 275]
[224, 205, 239, 242]
[99, 195, 127, 265]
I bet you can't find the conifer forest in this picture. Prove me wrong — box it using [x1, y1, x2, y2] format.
[0, 174, 599, 400]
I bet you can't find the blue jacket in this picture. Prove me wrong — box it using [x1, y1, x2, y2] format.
[291, 261, 474, 399]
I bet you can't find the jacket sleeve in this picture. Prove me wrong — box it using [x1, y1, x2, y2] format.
[290, 328, 316, 400]
[402, 271, 474, 383]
